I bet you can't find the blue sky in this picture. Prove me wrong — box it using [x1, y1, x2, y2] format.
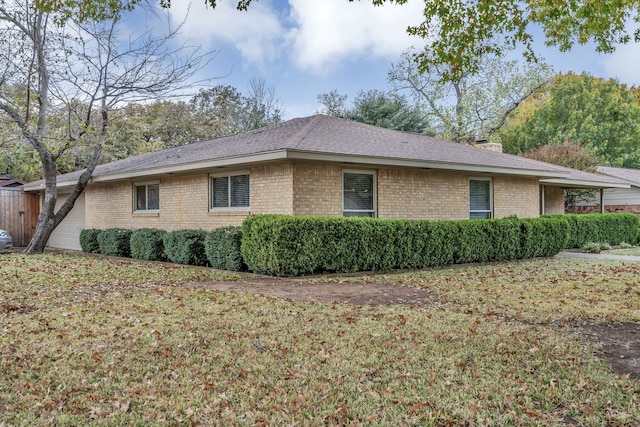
[138, 0, 640, 120]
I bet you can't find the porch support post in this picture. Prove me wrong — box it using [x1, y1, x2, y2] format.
[600, 188, 605, 213]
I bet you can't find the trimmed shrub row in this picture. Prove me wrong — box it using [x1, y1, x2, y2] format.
[240, 215, 573, 277]
[97, 228, 132, 258]
[205, 226, 246, 271]
[80, 212, 638, 276]
[130, 228, 167, 261]
[542, 213, 638, 248]
[79, 227, 244, 270]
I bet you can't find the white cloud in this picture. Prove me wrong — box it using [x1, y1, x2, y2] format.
[164, 0, 284, 63]
[601, 42, 640, 86]
[161, 0, 424, 76]
[285, 0, 424, 75]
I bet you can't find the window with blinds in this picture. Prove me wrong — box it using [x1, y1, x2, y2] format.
[211, 173, 250, 209]
[469, 179, 492, 219]
[343, 171, 376, 217]
[134, 183, 160, 211]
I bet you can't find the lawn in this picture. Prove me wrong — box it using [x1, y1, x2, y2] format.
[604, 246, 640, 257]
[1, 254, 639, 426]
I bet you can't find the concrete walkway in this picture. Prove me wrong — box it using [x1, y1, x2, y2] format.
[556, 251, 640, 262]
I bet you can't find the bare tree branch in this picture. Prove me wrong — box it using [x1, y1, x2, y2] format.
[0, 0, 214, 253]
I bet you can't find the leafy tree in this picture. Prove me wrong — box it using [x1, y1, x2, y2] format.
[111, 101, 197, 154]
[389, 48, 553, 143]
[150, 0, 640, 81]
[189, 78, 283, 138]
[0, 1, 207, 253]
[522, 139, 598, 172]
[521, 138, 601, 213]
[105, 79, 282, 161]
[189, 85, 247, 137]
[499, 73, 640, 167]
[317, 89, 432, 134]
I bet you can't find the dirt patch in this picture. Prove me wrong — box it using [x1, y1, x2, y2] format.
[186, 279, 640, 381]
[185, 278, 435, 306]
[577, 322, 640, 380]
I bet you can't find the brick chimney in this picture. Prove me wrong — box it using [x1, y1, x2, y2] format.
[474, 139, 503, 153]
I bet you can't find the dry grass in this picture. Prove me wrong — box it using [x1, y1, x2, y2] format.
[1, 254, 639, 426]
[604, 246, 640, 256]
[347, 257, 640, 324]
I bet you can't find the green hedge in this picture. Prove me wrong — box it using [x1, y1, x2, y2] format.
[96, 228, 132, 257]
[163, 230, 209, 266]
[543, 213, 638, 248]
[130, 228, 167, 261]
[519, 217, 570, 259]
[204, 226, 245, 271]
[452, 218, 521, 264]
[79, 229, 102, 253]
[241, 215, 572, 277]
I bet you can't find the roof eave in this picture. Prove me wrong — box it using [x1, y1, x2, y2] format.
[91, 150, 290, 183]
[286, 151, 569, 178]
[540, 178, 631, 189]
[24, 148, 574, 191]
[22, 150, 292, 191]
[597, 172, 640, 188]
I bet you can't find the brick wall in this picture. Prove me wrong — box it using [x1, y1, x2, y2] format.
[378, 169, 469, 220]
[493, 176, 540, 218]
[251, 164, 294, 215]
[86, 174, 250, 231]
[543, 186, 565, 214]
[571, 204, 640, 215]
[293, 163, 342, 216]
[84, 162, 545, 231]
[86, 166, 299, 231]
[86, 182, 135, 229]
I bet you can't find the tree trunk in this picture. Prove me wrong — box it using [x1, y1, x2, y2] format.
[25, 212, 57, 253]
[24, 144, 102, 254]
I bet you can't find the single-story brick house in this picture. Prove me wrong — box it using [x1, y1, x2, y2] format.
[22, 114, 628, 250]
[573, 166, 640, 214]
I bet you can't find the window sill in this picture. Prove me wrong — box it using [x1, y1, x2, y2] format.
[133, 211, 160, 217]
[208, 209, 250, 216]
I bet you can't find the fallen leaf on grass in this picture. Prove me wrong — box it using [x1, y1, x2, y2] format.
[113, 399, 131, 413]
[524, 408, 539, 417]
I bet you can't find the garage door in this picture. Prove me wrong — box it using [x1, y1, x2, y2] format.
[48, 193, 85, 250]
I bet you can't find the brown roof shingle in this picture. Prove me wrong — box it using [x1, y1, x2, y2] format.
[23, 114, 628, 189]
[597, 166, 640, 187]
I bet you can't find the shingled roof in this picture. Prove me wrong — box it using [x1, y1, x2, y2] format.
[23, 114, 628, 190]
[596, 166, 640, 187]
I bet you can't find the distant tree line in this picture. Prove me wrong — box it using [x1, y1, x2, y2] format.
[0, 78, 283, 182]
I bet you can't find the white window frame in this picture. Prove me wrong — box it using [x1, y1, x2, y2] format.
[469, 177, 493, 219]
[342, 170, 377, 217]
[133, 181, 160, 213]
[209, 171, 250, 211]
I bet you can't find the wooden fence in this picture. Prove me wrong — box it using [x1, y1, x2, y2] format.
[0, 188, 39, 247]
